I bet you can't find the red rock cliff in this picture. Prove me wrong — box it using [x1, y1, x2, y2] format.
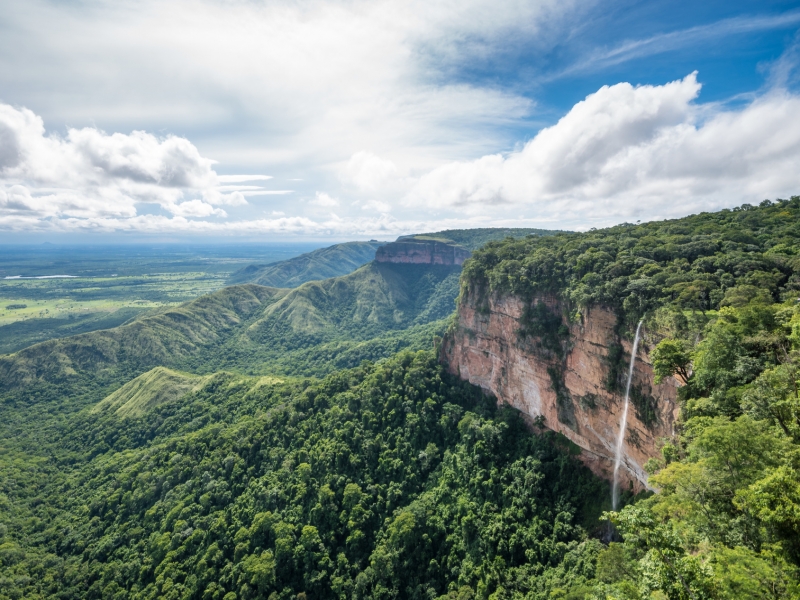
[440, 288, 680, 491]
[376, 239, 471, 266]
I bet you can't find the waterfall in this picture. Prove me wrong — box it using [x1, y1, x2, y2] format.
[612, 320, 643, 511]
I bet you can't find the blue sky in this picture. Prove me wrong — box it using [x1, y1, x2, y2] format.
[1, 0, 799, 240]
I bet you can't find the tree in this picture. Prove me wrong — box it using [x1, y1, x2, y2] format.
[652, 339, 692, 385]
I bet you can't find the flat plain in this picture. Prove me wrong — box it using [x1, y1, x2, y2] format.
[0, 243, 320, 354]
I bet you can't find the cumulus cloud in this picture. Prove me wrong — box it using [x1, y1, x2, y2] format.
[167, 200, 227, 218]
[407, 73, 800, 223]
[310, 192, 340, 207]
[202, 190, 248, 206]
[0, 0, 562, 176]
[0, 103, 298, 223]
[343, 151, 399, 192]
[361, 199, 392, 213]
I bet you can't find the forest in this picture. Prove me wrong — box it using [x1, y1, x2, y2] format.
[1, 204, 800, 598]
[463, 197, 800, 598]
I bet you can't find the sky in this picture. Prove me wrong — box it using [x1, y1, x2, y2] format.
[1, 0, 799, 241]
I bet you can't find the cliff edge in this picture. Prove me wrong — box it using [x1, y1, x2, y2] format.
[376, 237, 471, 266]
[441, 287, 679, 492]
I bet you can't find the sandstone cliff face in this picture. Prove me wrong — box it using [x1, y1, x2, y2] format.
[440, 289, 680, 491]
[376, 239, 470, 266]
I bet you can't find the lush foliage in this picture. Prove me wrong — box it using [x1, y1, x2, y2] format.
[456, 199, 800, 597]
[410, 229, 561, 251]
[463, 197, 800, 326]
[3, 207, 800, 599]
[0, 262, 461, 404]
[0, 352, 609, 599]
[593, 299, 800, 599]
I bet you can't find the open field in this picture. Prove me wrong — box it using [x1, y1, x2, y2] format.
[0, 243, 321, 353]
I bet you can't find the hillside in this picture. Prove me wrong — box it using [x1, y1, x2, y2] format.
[0, 284, 287, 393]
[227, 230, 558, 288]
[227, 241, 386, 287]
[0, 352, 609, 600]
[444, 197, 800, 597]
[90, 366, 212, 418]
[176, 261, 461, 376]
[2, 207, 800, 599]
[0, 259, 462, 406]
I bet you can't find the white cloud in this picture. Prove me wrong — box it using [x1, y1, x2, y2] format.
[216, 175, 273, 183]
[0, 103, 225, 219]
[0, 0, 568, 175]
[407, 73, 800, 224]
[343, 151, 399, 192]
[310, 192, 340, 207]
[361, 199, 392, 213]
[202, 190, 248, 206]
[167, 199, 226, 218]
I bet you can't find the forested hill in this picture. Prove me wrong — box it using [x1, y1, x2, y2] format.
[463, 197, 800, 325]
[0, 352, 609, 599]
[227, 241, 385, 287]
[405, 227, 562, 250]
[456, 197, 800, 597]
[228, 229, 558, 287]
[0, 260, 462, 407]
[2, 202, 800, 599]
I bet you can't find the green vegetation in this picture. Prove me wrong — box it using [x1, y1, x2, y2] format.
[596, 299, 800, 598]
[0, 305, 149, 354]
[227, 241, 386, 287]
[0, 243, 316, 354]
[463, 198, 800, 327]
[91, 367, 215, 418]
[461, 198, 800, 597]
[2, 206, 800, 598]
[407, 228, 562, 251]
[1, 352, 610, 600]
[0, 262, 461, 411]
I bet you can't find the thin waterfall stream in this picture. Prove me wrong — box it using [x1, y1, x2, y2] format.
[612, 320, 643, 511]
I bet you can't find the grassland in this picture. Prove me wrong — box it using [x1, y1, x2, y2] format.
[0, 243, 319, 354]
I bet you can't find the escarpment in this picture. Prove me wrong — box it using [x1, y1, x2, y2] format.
[440, 286, 680, 492]
[376, 237, 471, 266]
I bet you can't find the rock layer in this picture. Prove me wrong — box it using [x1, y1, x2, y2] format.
[376, 239, 471, 266]
[440, 288, 679, 491]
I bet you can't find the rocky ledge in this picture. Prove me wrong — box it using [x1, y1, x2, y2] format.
[440, 288, 679, 492]
[376, 238, 471, 266]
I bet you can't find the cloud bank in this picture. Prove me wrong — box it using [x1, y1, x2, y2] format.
[3, 71, 800, 236]
[0, 103, 286, 225]
[407, 73, 800, 224]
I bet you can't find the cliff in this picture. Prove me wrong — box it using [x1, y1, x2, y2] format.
[376, 238, 471, 266]
[440, 289, 679, 492]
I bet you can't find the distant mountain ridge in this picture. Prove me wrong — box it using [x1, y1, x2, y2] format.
[228, 229, 561, 288]
[227, 240, 386, 287]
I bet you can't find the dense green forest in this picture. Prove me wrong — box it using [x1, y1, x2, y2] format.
[2, 204, 800, 598]
[0, 352, 610, 599]
[462, 197, 800, 598]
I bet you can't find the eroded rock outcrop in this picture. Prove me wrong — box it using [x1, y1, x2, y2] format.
[376, 238, 471, 266]
[440, 288, 679, 492]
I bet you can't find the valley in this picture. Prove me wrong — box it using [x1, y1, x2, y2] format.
[1, 210, 800, 599]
